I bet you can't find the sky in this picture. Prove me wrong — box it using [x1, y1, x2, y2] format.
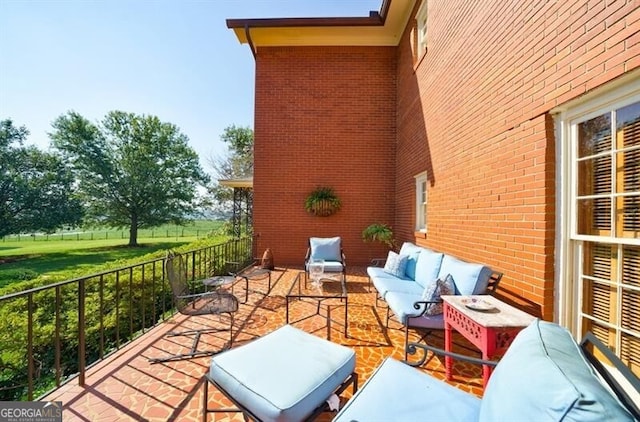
[0, 0, 382, 171]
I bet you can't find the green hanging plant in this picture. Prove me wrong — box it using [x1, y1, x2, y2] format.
[304, 186, 342, 217]
[362, 223, 396, 250]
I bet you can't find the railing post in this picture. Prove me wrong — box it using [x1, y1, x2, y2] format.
[99, 275, 105, 358]
[55, 286, 61, 388]
[129, 268, 133, 337]
[141, 265, 146, 333]
[78, 279, 86, 386]
[116, 271, 120, 348]
[191, 250, 196, 281]
[27, 293, 34, 400]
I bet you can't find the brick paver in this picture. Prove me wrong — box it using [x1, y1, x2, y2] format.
[43, 267, 485, 421]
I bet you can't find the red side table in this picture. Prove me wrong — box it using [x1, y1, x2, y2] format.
[442, 295, 536, 388]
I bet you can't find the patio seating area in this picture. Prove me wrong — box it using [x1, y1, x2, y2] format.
[43, 266, 488, 421]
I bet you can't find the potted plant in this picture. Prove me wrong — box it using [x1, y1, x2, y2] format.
[304, 186, 342, 217]
[362, 223, 396, 250]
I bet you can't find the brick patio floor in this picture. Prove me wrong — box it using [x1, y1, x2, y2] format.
[43, 267, 486, 421]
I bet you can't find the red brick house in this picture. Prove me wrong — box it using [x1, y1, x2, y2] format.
[227, 0, 640, 373]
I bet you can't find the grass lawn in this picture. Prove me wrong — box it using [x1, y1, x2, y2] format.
[0, 221, 225, 289]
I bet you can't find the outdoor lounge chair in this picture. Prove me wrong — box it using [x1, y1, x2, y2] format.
[333, 320, 640, 421]
[304, 236, 346, 283]
[149, 250, 239, 363]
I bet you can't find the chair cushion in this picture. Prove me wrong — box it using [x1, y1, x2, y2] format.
[479, 320, 635, 421]
[320, 261, 344, 273]
[334, 358, 480, 422]
[398, 242, 423, 280]
[383, 251, 408, 277]
[414, 249, 445, 288]
[309, 237, 342, 261]
[306, 261, 344, 273]
[437, 255, 491, 295]
[209, 325, 356, 422]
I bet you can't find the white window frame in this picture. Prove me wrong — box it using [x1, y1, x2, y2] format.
[415, 172, 428, 232]
[554, 70, 640, 335]
[416, 1, 428, 55]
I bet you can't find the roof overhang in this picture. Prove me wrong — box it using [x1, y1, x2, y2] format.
[219, 177, 253, 189]
[226, 0, 416, 50]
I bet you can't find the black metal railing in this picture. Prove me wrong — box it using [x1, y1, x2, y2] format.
[0, 236, 254, 401]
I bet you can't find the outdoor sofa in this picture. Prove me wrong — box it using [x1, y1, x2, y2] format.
[368, 242, 502, 354]
[333, 319, 640, 421]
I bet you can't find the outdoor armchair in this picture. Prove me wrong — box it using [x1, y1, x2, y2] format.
[304, 236, 346, 283]
[149, 250, 239, 363]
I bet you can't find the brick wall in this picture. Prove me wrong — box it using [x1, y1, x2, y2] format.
[250, 0, 638, 319]
[253, 46, 397, 267]
[396, 0, 639, 319]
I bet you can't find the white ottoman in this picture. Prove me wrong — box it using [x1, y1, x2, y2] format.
[203, 324, 357, 422]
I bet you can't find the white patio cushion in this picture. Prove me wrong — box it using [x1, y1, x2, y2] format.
[209, 324, 355, 422]
[309, 237, 342, 261]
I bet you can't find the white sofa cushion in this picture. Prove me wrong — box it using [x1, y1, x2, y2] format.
[398, 242, 423, 280]
[414, 249, 445, 288]
[369, 267, 423, 298]
[437, 255, 491, 295]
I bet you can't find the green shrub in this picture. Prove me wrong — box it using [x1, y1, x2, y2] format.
[0, 268, 39, 288]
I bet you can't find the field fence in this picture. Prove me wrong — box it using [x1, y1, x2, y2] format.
[3, 227, 215, 242]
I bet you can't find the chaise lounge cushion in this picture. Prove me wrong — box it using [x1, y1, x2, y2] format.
[479, 320, 635, 421]
[333, 357, 481, 422]
[209, 324, 355, 422]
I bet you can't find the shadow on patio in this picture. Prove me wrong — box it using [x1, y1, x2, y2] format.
[43, 267, 485, 421]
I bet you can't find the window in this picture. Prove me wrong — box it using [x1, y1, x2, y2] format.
[557, 76, 640, 377]
[416, 1, 428, 56]
[415, 172, 427, 232]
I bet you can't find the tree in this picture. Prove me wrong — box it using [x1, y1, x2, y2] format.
[207, 125, 254, 215]
[0, 119, 83, 237]
[50, 111, 210, 246]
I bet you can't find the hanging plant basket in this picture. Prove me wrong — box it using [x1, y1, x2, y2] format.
[362, 223, 396, 250]
[304, 187, 341, 217]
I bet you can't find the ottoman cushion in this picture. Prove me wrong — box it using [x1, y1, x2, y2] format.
[209, 324, 356, 422]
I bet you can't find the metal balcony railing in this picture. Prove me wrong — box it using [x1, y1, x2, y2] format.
[0, 236, 254, 401]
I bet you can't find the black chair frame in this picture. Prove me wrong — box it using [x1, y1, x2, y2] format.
[149, 250, 239, 364]
[387, 271, 503, 360]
